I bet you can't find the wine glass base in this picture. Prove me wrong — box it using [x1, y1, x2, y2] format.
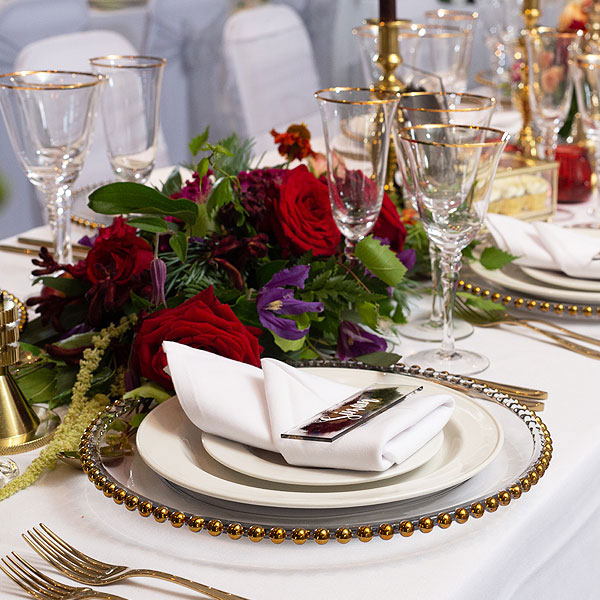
[398, 318, 474, 342]
[402, 347, 489, 375]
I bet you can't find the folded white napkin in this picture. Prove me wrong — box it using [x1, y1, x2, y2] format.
[163, 341, 455, 472]
[486, 214, 600, 280]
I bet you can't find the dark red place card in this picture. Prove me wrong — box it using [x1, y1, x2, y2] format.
[281, 384, 423, 443]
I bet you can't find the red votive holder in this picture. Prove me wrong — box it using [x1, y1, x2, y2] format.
[556, 144, 591, 204]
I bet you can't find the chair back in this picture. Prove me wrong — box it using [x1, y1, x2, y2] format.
[223, 4, 321, 152]
[15, 30, 171, 188]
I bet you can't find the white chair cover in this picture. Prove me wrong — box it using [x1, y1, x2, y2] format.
[15, 30, 171, 189]
[223, 4, 321, 155]
[144, 0, 229, 164]
[0, 0, 89, 238]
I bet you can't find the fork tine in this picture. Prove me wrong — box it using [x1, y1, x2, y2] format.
[11, 553, 73, 594]
[1, 555, 57, 599]
[39, 524, 112, 570]
[26, 528, 102, 578]
[0, 558, 46, 599]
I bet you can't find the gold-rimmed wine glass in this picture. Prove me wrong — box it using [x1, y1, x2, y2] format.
[424, 9, 479, 92]
[570, 53, 600, 220]
[395, 124, 509, 375]
[395, 92, 497, 343]
[89, 55, 166, 183]
[525, 28, 582, 161]
[0, 70, 104, 264]
[315, 87, 400, 260]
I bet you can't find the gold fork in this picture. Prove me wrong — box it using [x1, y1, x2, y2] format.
[0, 552, 129, 600]
[24, 524, 251, 600]
[455, 297, 600, 360]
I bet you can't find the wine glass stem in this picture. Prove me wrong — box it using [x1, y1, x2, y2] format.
[44, 185, 73, 264]
[541, 126, 558, 162]
[344, 238, 357, 264]
[429, 243, 442, 325]
[439, 249, 462, 359]
[592, 144, 600, 220]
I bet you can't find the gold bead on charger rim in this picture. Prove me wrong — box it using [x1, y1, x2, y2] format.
[228, 523, 244, 540]
[207, 519, 224, 536]
[399, 521, 414, 537]
[357, 526, 373, 542]
[335, 528, 352, 543]
[418, 517, 434, 533]
[248, 525, 266, 542]
[269, 527, 286, 543]
[113, 489, 127, 504]
[138, 501, 153, 517]
[102, 482, 116, 498]
[153, 506, 170, 522]
[170, 512, 186, 528]
[188, 516, 205, 532]
[509, 484, 522, 499]
[485, 496, 499, 512]
[378, 523, 394, 540]
[437, 513, 452, 529]
[290, 528, 310, 544]
[470, 502, 485, 518]
[498, 491, 511, 506]
[124, 495, 139, 511]
[313, 528, 330, 544]
[454, 508, 469, 524]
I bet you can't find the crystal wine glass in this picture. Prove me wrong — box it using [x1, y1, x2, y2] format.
[525, 28, 582, 161]
[570, 53, 600, 220]
[315, 87, 400, 259]
[395, 124, 509, 374]
[424, 9, 479, 92]
[395, 92, 496, 343]
[0, 71, 104, 264]
[89, 55, 166, 183]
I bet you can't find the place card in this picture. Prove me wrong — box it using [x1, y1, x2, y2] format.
[281, 384, 423, 443]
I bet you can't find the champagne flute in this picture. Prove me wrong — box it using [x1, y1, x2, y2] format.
[395, 124, 509, 374]
[89, 55, 166, 183]
[395, 92, 496, 342]
[525, 28, 582, 161]
[315, 87, 400, 259]
[0, 70, 103, 264]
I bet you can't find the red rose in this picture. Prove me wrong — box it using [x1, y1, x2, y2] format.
[372, 194, 407, 253]
[273, 165, 341, 257]
[133, 287, 263, 389]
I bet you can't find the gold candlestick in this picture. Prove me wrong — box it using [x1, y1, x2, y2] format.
[0, 295, 39, 448]
[514, 0, 541, 158]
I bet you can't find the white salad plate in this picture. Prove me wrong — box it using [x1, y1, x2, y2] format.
[520, 266, 600, 292]
[136, 368, 504, 509]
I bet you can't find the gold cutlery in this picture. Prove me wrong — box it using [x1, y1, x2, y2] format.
[0, 244, 87, 260]
[0, 552, 130, 599]
[17, 236, 89, 253]
[456, 297, 600, 360]
[24, 523, 251, 600]
[466, 376, 548, 401]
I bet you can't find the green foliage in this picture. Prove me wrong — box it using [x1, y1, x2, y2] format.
[169, 231, 188, 263]
[126, 216, 172, 233]
[189, 127, 210, 156]
[33, 276, 88, 297]
[355, 351, 402, 367]
[159, 167, 183, 197]
[403, 221, 430, 277]
[479, 246, 519, 270]
[457, 291, 505, 313]
[355, 236, 407, 287]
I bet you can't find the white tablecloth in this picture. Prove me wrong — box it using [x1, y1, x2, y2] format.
[1, 207, 599, 599]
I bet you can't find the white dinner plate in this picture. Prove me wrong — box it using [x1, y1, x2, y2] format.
[136, 368, 504, 509]
[520, 266, 600, 292]
[470, 260, 600, 303]
[201, 429, 444, 487]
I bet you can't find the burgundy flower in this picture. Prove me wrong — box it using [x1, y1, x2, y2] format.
[171, 170, 212, 204]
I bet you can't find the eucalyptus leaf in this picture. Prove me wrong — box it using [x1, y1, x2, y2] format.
[89, 183, 198, 225]
[355, 236, 407, 287]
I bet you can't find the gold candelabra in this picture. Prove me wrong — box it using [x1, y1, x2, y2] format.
[0, 295, 39, 448]
[514, 0, 541, 158]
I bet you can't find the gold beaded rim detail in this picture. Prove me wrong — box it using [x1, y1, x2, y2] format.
[458, 280, 600, 320]
[80, 361, 551, 545]
[1, 290, 28, 331]
[70, 181, 117, 230]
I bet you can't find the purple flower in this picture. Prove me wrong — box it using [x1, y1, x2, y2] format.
[257, 264, 323, 340]
[150, 258, 167, 307]
[337, 321, 387, 361]
[397, 248, 416, 271]
[78, 233, 97, 248]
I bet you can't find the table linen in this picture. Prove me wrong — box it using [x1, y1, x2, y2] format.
[0, 207, 599, 599]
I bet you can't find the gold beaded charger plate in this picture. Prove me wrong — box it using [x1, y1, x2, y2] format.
[200, 429, 444, 487]
[469, 260, 600, 304]
[135, 370, 503, 509]
[80, 362, 551, 543]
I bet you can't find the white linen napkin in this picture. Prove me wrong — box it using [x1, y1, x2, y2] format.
[163, 341, 455, 472]
[486, 213, 600, 280]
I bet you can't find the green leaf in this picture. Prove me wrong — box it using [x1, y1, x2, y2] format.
[89, 183, 198, 225]
[54, 332, 95, 349]
[189, 127, 210, 156]
[130, 290, 151, 311]
[457, 292, 505, 313]
[169, 231, 188, 263]
[355, 236, 407, 287]
[479, 246, 519, 270]
[256, 260, 288, 288]
[126, 216, 170, 233]
[123, 382, 172, 403]
[190, 203, 209, 238]
[18, 342, 43, 357]
[33, 276, 88, 297]
[196, 156, 210, 178]
[232, 295, 261, 328]
[271, 331, 306, 352]
[160, 168, 183, 197]
[16, 365, 56, 404]
[355, 351, 402, 367]
[129, 413, 148, 428]
[206, 177, 233, 218]
[357, 302, 379, 331]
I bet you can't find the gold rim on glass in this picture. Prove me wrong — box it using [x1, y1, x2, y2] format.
[531, 27, 583, 40]
[397, 123, 510, 148]
[424, 9, 478, 22]
[570, 54, 600, 69]
[0, 70, 104, 90]
[352, 23, 464, 39]
[315, 86, 400, 105]
[89, 55, 167, 69]
[398, 92, 497, 112]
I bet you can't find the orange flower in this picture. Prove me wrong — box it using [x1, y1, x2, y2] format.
[558, 0, 589, 32]
[270, 123, 316, 161]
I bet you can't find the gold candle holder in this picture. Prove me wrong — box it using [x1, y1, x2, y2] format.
[0, 295, 39, 448]
[514, 0, 541, 158]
